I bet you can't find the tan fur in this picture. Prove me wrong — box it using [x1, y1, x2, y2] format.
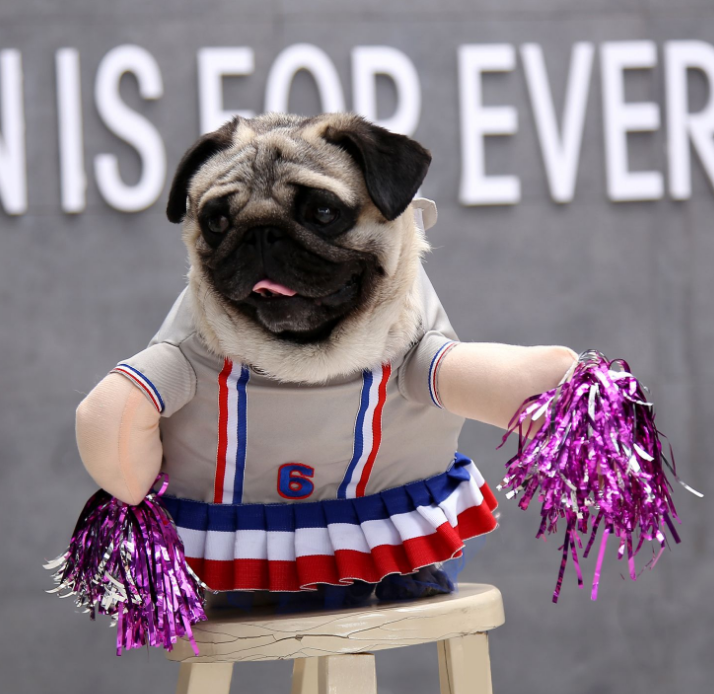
[181, 113, 430, 384]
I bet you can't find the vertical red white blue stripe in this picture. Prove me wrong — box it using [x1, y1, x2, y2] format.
[111, 363, 165, 413]
[428, 341, 457, 409]
[338, 364, 392, 499]
[214, 358, 250, 504]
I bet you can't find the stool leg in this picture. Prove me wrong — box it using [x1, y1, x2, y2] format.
[317, 654, 377, 694]
[292, 657, 319, 694]
[438, 633, 493, 694]
[176, 662, 233, 694]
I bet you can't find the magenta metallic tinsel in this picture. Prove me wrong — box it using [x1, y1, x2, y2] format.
[45, 474, 206, 655]
[498, 350, 693, 603]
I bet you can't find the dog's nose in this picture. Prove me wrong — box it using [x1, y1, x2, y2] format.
[265, 228, 282, 245]
[246, 226, 285, 246]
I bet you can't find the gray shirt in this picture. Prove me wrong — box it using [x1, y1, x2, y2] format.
[111, 266, 465, 506]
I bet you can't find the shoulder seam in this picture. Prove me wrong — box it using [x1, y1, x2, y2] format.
[176, 332, 199, 400]
[150, 335, 199, 405]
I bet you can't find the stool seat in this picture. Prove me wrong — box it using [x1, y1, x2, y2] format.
[168, 583, 505, 694]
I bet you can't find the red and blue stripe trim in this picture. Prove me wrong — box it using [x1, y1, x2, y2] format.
[111, 363, 165, 413]
[428, 341, 457, 408]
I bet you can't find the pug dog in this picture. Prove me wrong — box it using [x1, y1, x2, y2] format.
[75, 112, 576, 602]
[167, 111, 432, 384]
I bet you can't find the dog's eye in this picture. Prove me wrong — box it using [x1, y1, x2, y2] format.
[308, 205, 338, 226]
[207, 215, 230, 234]
[295, 187, 356, 236]
[199, 199, 232, 247]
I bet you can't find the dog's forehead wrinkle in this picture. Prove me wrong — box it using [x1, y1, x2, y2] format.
[293, 137, 357, 177]
[251, 132, 306, 172]
[216, 155, 253, 184]
[192, 144, 262, 212]
[248, 138, 327, 197]
[252, 126, 353, 178]
[281, 168, 357, 207]
[293, 143, 367, 204]
[196, 183, 250, 216]
[219, 147, 257, 181]
[189, 153, 248, 208]
[240, 196, 288, 222]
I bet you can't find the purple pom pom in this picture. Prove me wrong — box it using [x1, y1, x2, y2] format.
[498, 350, 699, 602]
[45, 474, 206, 655]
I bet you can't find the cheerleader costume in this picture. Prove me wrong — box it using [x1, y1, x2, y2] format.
[110, 252, 498, 593]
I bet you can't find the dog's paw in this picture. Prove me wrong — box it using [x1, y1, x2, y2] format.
[375, 565, 455, 601]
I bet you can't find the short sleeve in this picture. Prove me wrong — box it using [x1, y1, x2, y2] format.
[110, 342, 197, 417]
[398, 267, 460, 409]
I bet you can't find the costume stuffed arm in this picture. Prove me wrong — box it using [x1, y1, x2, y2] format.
[76, 341, 196, 505]
[75, 374, 162, 506]
[436, 343, 576, 428]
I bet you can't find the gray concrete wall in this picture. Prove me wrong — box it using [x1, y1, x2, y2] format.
[1, 2, 711, 693]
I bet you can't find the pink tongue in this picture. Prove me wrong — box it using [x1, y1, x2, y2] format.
[252, 279, 297, 297]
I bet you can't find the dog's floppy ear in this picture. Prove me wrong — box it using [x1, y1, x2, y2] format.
[322, 116, 431, 221]
[166, 118, 238, 223]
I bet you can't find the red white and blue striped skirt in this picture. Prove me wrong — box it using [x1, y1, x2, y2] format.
[161, 454, 498, 592]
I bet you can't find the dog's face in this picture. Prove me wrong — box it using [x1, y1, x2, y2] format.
[167, 113, 431, 381]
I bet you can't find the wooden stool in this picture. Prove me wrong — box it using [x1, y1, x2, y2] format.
[167, 583, 505, 694]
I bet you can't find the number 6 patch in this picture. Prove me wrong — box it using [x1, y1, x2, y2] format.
[277, 463, 315, 500]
